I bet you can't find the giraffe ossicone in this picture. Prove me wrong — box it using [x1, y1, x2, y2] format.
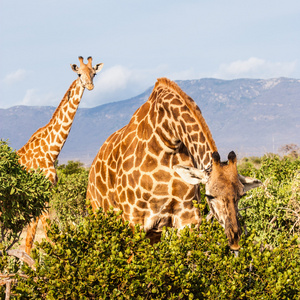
[18, 56, 103, 254]
[87, 77, 262, 250]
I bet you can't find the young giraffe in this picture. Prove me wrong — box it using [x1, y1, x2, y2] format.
[87, 78, 261, 250]
[18, 56, 103, 254]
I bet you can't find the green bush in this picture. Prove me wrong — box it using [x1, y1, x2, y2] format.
[238, 156, 262, 176]
[239, 154, 300, 246]
[3, 151, 300, 298]
[50, 161, 89, 230]
[0, 140, 51, 251]
[14, 207, 300, 299]
[56, 160, 86, 176]
[0, 140, 51, 297]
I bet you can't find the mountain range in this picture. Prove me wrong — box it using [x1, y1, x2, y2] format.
[1, 77, 299, 165]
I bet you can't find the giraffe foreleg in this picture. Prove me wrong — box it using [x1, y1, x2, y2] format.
[25, 210, 50, 255]
[40, 210, 51, 239]
[25, 217, 39, 255]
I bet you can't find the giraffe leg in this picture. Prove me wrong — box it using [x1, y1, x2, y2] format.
[25, 211, 50, 255]
[25, 217, 39, 255]
[40, 210, 51, 241]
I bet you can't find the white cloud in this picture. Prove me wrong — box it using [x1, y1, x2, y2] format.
[214, 57, 297, 79]
[21, 88, 58, 106]
[4, 69, 27, 84]
[97, 65, 133, 91]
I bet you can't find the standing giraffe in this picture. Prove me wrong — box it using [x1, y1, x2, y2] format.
[18, 56, 103, 254]
[87, 78, 261, 250]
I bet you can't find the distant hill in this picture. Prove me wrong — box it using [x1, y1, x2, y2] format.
[1, 77, 299, 165]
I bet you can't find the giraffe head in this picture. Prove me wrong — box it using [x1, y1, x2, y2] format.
[174, 151, 262, 251]
[71, 56, 103, 90]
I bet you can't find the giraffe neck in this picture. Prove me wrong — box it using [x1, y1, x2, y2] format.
[18, 79, 85, 165]
[150, 78, 217, 170]
[43, 79, 85, 161]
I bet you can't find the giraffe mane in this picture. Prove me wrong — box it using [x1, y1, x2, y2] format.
[154, 77, 217, 152]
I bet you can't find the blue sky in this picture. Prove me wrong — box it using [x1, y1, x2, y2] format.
[1, 0, 300, 108]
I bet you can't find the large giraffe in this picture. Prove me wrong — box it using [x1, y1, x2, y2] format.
[87, 78, 261, 250]
[18, 56, 103, 254]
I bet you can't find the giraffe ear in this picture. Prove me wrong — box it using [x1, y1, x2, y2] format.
[238, 174, 262, 192]
[93, 63, 104, 73]
[173, 165, 208, 185]
[71, 64, 79, 73]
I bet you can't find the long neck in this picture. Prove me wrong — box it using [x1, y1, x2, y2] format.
[18, 79, 85, 163]
[151, 78, 217, 170]
[47, 79, 84, 161]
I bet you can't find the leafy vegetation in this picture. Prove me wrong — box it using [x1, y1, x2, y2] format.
[1, 144, 300, 299]
[50, 161, 89, 230]
[14, 207, 300, 299]
[0, 140, 51, 251]
[238, 154, 300, 247]
[0, 140, 51, 298]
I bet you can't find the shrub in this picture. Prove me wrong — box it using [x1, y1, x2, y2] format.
[0, 140, 51, 297]
[50, 161, 89, 230]
[56, 160, 86, 176]
[3, 152, 300, 298]
[0, 140, 51, 251]
[238, 156, 262, 177]
[14, 207, 300, 299]
[239, 154, 300, 246]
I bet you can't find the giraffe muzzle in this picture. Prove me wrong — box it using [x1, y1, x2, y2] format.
[225, 221, 241, 251]
[229, 242, 240, 251]
[227, 232, 240, 251]
[86, 83, 94, 90]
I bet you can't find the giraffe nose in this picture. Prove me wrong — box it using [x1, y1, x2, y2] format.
[86, 83, 94, 90]
[228, 228, 241, 250]
[229, 242, 240, 251]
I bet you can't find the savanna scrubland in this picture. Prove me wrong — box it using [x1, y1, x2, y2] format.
[1, 141, 300, 299]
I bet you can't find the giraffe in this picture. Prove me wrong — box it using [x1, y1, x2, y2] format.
[17, 56, 103, 254]
[86, 77, 261, 250]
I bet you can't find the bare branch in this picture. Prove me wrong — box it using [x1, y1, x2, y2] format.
[238, 205, 254, 211]
[0, 250, 36, 270]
